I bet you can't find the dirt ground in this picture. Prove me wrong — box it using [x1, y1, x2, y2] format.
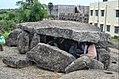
[0, 46, 63, 79]
[0, 46, 118, 79]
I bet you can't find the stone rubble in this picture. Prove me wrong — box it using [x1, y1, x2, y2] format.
[27, 43, 76, 72]
[3, 20, 118, 74]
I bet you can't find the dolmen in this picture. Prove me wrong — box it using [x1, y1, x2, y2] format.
[3, 20, 114, 73]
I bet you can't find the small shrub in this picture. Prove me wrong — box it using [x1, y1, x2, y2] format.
[2, 31, 12, 39]
[112, 35, 119, 39]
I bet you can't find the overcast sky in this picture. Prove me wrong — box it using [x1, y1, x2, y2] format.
[0, 0, 116, 9]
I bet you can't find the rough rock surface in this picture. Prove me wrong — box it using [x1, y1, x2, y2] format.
[109, 55, 119, 73]
[108, 63, 119, 73]
[96, 41, 115, 52]
[16, 20, 111, 43]
[65, 56, 104, 73]
[27, 43, 76, 72]
[97, 49, 110, 69]
[2, 56, 30, 68]
[17, 31, 30, 54]
[0, 46, 63, 79]
[60, 70, 118, 79]
[108, 48, 119, 72]
[6, 29, 22, 46]
[109, 48, 119, 62]
[88, 59, 104, 69]
[30, 33, 40, 49]
[65, 56, 91, 73]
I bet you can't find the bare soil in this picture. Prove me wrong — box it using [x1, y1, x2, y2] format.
[0, 46, 63, 79]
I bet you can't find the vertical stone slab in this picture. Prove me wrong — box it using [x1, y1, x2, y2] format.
[30, 33, 40, 49]
[6, 29, 22, 46]
[17, 31, 30, 54]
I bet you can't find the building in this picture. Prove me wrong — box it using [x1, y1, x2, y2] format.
[47, 5, 89, 22]
[48, 5, 75, 19]
[78, 6, 89, 15]
[89, 0, 119, 36]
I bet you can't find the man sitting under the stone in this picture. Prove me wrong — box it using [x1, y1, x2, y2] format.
[79, 42, 97, 59]
[65, 43, 100, 73]
[69, 42, 97, 59]
[47, 37, 58, 47]
[69, 42, 83, 58]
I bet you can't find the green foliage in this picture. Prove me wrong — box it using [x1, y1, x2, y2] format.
[16, 0, 48, 22]
[0, 0, 48, 32]
[0, 19, 16, 32]
[48, 2, 53, 15]
[2, 31, 12, 39]
[0, 9, 7, 14]
[112, 35, 119, 40]
[111, 36, 119, 46]
[0, 9, 18, 32]
[0, 0, 48, 33]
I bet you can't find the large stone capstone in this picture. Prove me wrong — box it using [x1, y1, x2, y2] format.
[16, 20, 111, 43]
[27, 43, 76, 72]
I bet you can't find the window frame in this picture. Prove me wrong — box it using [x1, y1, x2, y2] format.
[100, 24, 104, 32]
[90, 23, 92, 24]
[90, 10, 93, 16]
[106, 25, 110, 32]
[95, 10, 98, 16]
[116, 10, 119, 17]
[115, 26, 119, 34]
[101, 10, 104, 17]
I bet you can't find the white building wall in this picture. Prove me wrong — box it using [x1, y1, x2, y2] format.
[89, 0, 119, 36]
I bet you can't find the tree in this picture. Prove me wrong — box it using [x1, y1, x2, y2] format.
[48, 2, 53, 15]
[16, 0, 48, 22]
[0, 10, 17, 32]
[26, 0, 34, 3]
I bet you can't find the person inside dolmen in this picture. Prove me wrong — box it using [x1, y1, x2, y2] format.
[69, 42, 97, 59]
[69, 42, 82, 58]
[47, 37, 58, 47]
[80, 42, 97, 59]
[65, 42, 104, 73]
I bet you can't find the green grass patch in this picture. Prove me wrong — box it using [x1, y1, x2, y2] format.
[2, 31, 12, 39]
[111, 38, 119, 46]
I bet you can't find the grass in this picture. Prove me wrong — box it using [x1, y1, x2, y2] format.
[2, 31, 12, 39]
[111, 38, 119, 47]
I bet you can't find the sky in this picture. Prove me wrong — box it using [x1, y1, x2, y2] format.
[0, 0, 116, 9]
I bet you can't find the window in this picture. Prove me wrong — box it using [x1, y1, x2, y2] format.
[116, 10, 119, 17]
[101, 10, 104, 16]
[107, 25, 110, 32]
[100, 24, 103, 32]
[103, 0, 108, 2]
[115, 27, 119, 34]
[95, 10, 98, 16]
[90, 23, 92, 25]
[90, 10, 93, 16]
